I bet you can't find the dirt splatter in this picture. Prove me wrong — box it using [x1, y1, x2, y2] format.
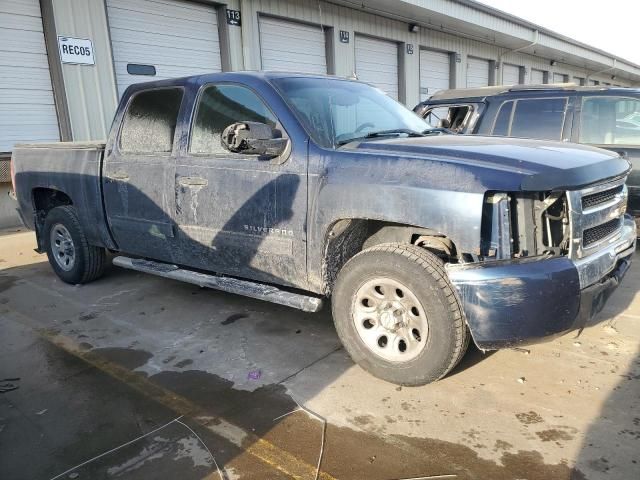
[536, 429, 574, 442]
[79, 311, 99, 321]
[222, 313, 249, 325]
[175, 359, 194, 369]
[352, 415, 374, 427]
[516, 411, 544, 425]
[494, 440, 513, 451]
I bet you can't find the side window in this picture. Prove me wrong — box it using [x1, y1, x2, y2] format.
[579, 96, 640, 145]
[424, 107, 452, 128]
[492, 101, 513, 136]
[119, 88, 183, 153]
[190, 84, 277, 155]
[510, 98, 567, 140]
[424, 105, 472, 132]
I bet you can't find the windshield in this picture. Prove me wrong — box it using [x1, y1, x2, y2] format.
[272, 77, 430, 148]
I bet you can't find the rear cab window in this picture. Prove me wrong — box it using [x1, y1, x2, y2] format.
[579, 95, 640, 145]
[119, 88, 184, 154]
[491, 97, 568, 140]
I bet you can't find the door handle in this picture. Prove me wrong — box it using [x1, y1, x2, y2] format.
[177, 176, 208, 187]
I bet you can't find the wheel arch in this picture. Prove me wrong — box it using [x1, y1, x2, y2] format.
[319, 218, 460, 295]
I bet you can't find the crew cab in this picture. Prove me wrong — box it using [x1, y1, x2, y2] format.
[414, 84, 640, 221]
[11, 72, 637, 385]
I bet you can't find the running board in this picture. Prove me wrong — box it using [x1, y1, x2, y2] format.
[112, 256, 323, 313]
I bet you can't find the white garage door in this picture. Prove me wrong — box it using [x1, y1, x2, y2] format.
[530, 69, 545, 84]
[502, 64, 520, 85]
[259, 17, 327, 74]
[0, 0, 59, 152]
[467, 57, 490, 87]
[107, 0, 222, 97]
[355, 35, 398, 100]
[419, 49, 450, 101]
[553, 73, 568, 83]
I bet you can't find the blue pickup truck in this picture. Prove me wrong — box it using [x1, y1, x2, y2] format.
[11, 72, 637, 385]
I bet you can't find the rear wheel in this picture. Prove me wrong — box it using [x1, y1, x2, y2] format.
[44, 206, 106, 284]
[332, 243, 469, 385]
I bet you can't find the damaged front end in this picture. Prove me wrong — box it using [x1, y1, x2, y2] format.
[479, 190, 571, 261]
[447, 178, 636, 349]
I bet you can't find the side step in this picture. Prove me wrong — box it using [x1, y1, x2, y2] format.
[112, 256, 324, 313]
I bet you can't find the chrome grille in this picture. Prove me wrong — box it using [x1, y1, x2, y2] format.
[583, 218, 622, 247]
[581, 185, 624, 210]
[567, 176, 628, 259]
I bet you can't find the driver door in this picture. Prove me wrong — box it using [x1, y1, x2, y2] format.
[172, 83, 308, 289]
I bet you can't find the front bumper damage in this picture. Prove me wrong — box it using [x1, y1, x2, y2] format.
[446, 215, 636, 350]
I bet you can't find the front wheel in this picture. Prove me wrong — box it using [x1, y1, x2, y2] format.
[44, 206, 106, 284]
[332, 243, 469, 386]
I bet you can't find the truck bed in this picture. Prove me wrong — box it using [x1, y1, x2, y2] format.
[12, 141, 115, 250]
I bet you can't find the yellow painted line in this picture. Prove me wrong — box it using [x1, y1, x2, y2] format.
[6, 310, 337, 480]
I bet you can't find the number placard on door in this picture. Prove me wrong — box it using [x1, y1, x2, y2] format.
[226, 9, 241, 26]
[58, 36, 95, 65]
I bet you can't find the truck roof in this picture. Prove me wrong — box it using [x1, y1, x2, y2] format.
[426, 84, 640, 101]
[121, 71, 356, 92]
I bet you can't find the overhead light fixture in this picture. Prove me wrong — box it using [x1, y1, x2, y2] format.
[409, 23, 419, 33]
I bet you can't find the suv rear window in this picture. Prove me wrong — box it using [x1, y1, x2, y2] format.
[579, 96, 640, 145]
[492, 97, 567, 140]
[119, 88, 183, 154]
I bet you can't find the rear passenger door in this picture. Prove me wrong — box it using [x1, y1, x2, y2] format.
[490, 96, 574, 141]
[172, 83, 308, 288]
[102, 87, 183, 262]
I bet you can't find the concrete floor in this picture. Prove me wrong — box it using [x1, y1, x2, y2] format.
[0, 230, 638, 480]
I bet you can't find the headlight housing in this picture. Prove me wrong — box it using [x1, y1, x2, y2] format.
[480, 191, 570, 260]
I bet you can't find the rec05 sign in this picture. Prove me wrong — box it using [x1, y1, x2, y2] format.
[57, 36, 95, 65]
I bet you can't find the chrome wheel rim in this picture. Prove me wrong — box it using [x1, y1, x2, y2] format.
[352, 277, 429, 363]
[50, 224, 76, 271]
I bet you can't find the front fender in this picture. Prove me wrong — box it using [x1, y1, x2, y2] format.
[307, 161, 485, 291]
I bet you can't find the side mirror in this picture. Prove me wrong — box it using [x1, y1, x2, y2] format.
[221, 121, 288, 157]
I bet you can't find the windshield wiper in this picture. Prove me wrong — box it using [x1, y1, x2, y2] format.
[422, 127, 455, 135]
[337, 129, 425, 146]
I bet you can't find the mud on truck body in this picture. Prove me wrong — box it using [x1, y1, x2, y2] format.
[11, 72, 637, 385]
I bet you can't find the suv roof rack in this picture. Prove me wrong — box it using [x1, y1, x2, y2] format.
[427, 83, 630, 101]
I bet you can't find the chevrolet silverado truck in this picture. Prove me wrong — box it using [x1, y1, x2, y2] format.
[414, 84, 640, 224]
[11, 72, 637, 386]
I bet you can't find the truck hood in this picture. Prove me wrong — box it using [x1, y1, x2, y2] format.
[350, 135, 631, 191]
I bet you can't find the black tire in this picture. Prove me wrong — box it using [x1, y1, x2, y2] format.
[43, 206, 106, 284]
[332, 243, 469, 386]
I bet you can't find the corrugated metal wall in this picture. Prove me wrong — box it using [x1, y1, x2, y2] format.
[51, 0, 118, 141]
[45, 0, 635, 141]
[0, 0, 60, 152]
